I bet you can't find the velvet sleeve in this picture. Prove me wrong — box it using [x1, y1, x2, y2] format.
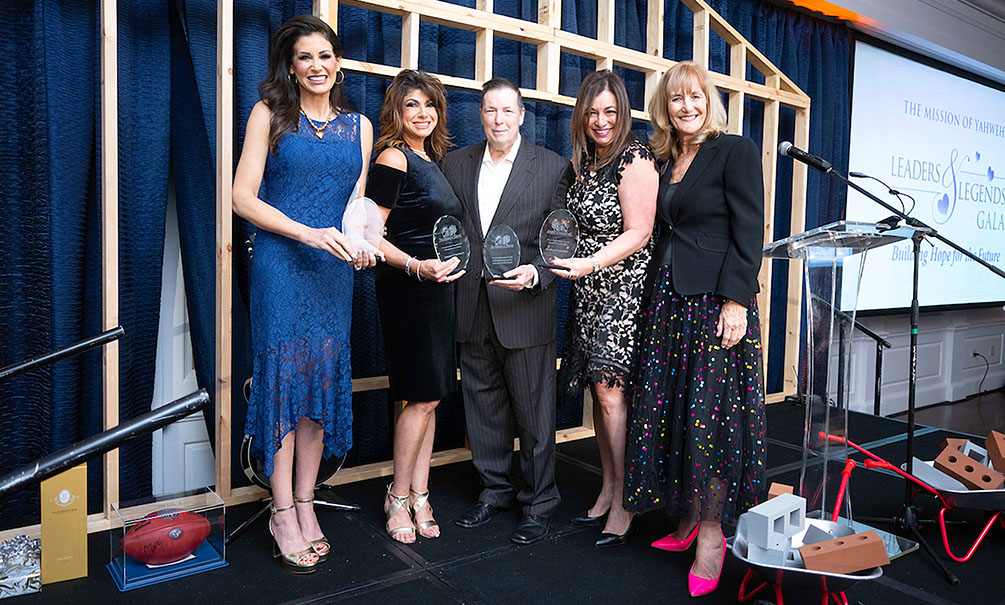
[367, 163, 407, 209]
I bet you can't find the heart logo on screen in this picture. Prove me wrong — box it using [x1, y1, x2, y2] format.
[975, 151, 980, 161]
[988, 167, 995, 182]
[937, 194, 949, 215]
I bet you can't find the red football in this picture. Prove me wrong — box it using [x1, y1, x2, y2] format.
[120, 509, 212, 565]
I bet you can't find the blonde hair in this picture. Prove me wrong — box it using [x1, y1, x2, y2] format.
[648, 61, 727, 161]
[570, 70, 635, 175]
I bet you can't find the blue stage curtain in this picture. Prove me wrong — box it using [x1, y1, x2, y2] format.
[0, 0, 171, 529]
[1, 1, 850, 521]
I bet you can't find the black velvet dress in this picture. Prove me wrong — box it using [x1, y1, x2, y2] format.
[371, 148, 462, 402]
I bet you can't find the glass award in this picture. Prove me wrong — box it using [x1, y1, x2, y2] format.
[482, 224, 521, 279]
[538, 209, 579, 269]
[341, 196, 384, 255]
[432, 215, 470, 274]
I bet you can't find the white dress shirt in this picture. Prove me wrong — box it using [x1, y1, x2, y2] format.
[476, 136, 539, 287]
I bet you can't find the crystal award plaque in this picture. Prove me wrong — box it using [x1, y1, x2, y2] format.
[538, 209, 579, 269]
[432, 215, 470, 274]
[483, 224, 521, 279]
[341, 196, 384, 255]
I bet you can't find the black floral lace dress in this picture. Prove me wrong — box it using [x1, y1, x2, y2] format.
[560, 139, 654, 392]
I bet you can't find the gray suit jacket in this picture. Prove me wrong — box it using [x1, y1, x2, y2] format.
[442, 140, 574, 349]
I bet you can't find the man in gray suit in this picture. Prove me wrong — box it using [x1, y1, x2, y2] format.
[442, 78, 573, 545]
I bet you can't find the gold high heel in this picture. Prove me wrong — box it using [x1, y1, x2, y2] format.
[410, 487, 439, 539]
[294, 496, 330, 562]
[384, 484, 415, 542]
[269, 503, 319, 574]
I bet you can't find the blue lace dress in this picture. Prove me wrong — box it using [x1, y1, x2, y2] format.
[245, 112, 361, 476]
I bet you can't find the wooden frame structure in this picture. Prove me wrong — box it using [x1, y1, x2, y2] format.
[1, 0, 810, 540]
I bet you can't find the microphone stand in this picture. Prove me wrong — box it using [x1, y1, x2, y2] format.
[797, 158, 1005, 585]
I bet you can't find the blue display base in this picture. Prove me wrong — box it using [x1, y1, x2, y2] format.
[106, 539, 228, 591]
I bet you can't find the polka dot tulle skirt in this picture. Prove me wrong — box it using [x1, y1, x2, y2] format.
[624, 265, 766, 525]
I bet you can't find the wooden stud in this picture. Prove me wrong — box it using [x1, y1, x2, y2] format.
[646, 0, 663, 59]
[758, 95, 779, 356]
[536, 0, 560, 93]
[691, 7, 709, 68]
[597, 0, 614, 71]
[100, 0, 120, 521]
[402, 12, 420, 70]
[727, 43, 746, 135]
[476, 27, 493, 82]
[314, 0, 337, 25]
[783, 108, 810, 396]
[216, 0, 234, 500]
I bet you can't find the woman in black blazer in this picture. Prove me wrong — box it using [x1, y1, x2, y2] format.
[623, 61, 766, 598]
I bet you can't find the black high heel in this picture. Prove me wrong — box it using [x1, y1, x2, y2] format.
[595, 521, 633, 548]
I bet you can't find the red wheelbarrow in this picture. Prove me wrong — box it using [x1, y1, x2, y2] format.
[822, 432, 1005, 563]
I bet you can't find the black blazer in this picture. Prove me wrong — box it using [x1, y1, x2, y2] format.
[442, 140, 574, 349]
[647, 133, 764, 305]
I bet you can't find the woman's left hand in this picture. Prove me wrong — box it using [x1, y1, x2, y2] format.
[549, 256, 594, 280]
[352, 249, 381, 270]
[716, 299, 748, 349]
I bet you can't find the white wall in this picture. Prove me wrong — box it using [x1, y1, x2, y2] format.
[837, 307, 1005, 415]
[830, 0, 1005, 84]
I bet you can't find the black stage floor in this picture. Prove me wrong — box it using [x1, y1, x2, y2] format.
[21, 402, 1005, 604]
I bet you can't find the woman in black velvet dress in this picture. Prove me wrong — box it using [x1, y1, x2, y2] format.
[367, 70, 463, 544]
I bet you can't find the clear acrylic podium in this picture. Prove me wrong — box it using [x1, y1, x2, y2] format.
[764, 220, 916, 521]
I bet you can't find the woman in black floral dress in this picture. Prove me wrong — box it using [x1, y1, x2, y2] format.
[551, 70, 657, 547]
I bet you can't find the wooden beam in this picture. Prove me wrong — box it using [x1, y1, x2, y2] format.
[100, 0, 120, 521]
[646, 0, 663, 59]
[476, 28, 493, 81]
[536, 0, 561, 93]
[402, 12, 420, 70]
[727, 43, 746, 135]
[597, 0, 614, 71]
[758, 94, 780, 366]
[475, 0, 493, 83]
[784, 108, 811, 396]
[314, 0, 337, 24]
[692, 7, 709, 68]
[215, 0, 234, 499]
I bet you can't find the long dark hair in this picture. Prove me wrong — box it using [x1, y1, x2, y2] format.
[570, 70, 635, 174]
[374, 70, 453, 162]
[258, 15, 348, 154]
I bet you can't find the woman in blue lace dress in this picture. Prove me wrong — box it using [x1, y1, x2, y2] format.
[232, 15, 374, 574]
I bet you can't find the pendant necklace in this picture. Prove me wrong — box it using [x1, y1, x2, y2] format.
[301, 107, 332, 139]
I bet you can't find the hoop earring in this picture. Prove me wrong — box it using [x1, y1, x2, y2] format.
[334, 70, 345, 85]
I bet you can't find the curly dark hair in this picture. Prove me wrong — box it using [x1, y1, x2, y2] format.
[258, 14, 348, 154]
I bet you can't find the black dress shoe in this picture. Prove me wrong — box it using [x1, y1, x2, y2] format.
[511, 514, 550, 545]
[571, 509, 608, 527]
[595, 523, 632, 548]
[455, 502, 503, 529]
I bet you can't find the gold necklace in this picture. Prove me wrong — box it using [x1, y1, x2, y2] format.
[300, 107, 333, 139]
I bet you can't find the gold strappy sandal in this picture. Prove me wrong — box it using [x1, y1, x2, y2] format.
[294, 496, 330, 562]
[410, 487, 440, 539]
[269, 503, 319, 574]
[384, 484, 415, 542]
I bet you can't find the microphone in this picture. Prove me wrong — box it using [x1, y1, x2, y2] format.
[778, 141, 832, 173]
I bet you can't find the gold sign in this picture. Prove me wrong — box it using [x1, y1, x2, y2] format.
[40, 464, 87, 584]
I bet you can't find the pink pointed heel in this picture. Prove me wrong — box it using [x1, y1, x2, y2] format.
[651, 524, 700, 552]
[687, 532, 726, 597]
